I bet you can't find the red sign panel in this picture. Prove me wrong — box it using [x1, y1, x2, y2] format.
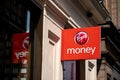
[61, 26, 101, 61]
[12, 33, 29, 63]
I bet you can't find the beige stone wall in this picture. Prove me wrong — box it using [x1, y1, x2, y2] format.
[41, 9, 63, 80]
[97, 60, 107, 80]
[118, 0, 120, 29]
[86, 60, 97, 80]
[105, 0, 120, 29]
[111, 0, 118, 28]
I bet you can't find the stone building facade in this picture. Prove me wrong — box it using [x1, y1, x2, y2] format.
[32, 0, 111, 80]
[1, 0, 120, 80]
[98, 0, 120, 80]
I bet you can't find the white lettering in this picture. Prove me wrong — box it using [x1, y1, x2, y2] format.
[91, 47, 96, 55]
[67, 47, 96, 55]
[15, 51, 28, 59]
[67, 48, 75, 54]
[75, 48, 81, 54]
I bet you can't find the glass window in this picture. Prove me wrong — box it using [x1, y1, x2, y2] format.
[62, 61, 76, 80]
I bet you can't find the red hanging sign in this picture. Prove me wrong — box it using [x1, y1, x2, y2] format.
[12, 33, 29, 63]
[61, 26, 101, 61]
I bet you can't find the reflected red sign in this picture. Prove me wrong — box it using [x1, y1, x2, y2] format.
[12, 33, 29, 63]
[61, 26, 101, 61]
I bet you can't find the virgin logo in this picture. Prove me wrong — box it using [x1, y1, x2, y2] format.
[75, 31, 88, 45]
[22, 36, 29, 49]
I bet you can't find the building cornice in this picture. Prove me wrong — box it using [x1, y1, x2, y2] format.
[35, 0, 111, 27]
[45, 0, 69, 25]
[46, 0, 83, 28]
[78, 0, 111, 24]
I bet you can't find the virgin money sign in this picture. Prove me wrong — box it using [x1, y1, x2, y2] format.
[61, 26, 101, 61]
[12, 33, 29, 63]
